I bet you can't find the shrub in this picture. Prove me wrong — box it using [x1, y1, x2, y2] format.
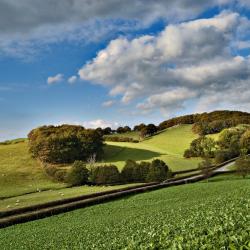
[146, 159, 169, 182]
[214, 150, 238, 163]
[183, 137, 216, 158]
[66, 161, 89, 186]
[28, 125, 103, 164]
[54, 170, 67, 182]
[44, 164, 67, 182]
[183, 149, 193, 158]
[90, 165, 120, 185]
[104, 136, 138, 143]
[121, 159, 138, 183]
[235, 156, 250, 178]
[240, 129, 250, 153]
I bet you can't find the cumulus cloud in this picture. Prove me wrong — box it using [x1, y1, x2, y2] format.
[47, 74, 64, 85]
[68, 75, 77, 84]
[79, 11, 250, 115]
[0, 0, 238, 58]
[82, 119, 119, 129]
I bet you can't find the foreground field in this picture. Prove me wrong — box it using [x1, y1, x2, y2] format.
[103, 124, 200, 170]
[1, 175, 249, 249]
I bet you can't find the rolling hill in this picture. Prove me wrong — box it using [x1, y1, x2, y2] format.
[103, 124, 201, 170]
[0, 124, 200, 201]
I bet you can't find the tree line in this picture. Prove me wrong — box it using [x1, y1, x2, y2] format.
[28, 125, 104, 164]
[184, 124, 250, 163]
[67, 159, 172, 186]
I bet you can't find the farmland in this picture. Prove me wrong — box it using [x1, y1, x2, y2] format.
[0, 175, 249, 249]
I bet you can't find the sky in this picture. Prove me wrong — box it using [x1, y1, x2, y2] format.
[0, 0, 250, 141]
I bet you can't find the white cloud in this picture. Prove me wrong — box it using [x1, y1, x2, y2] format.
[82, 119, 119, 129]
[47, 74, 63, 85]
[0, 0, 237, 58]
[68, 75, 77, 84]
[79, 12, 250, 114]
[102, 100, 115, 107]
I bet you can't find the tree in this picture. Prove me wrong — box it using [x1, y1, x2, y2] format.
[103, 127, 112, 135]
[121, 159, 138, 183]
[28, 125, 103, 164]
[140, 124, 157, 139]
[90, 165, 120, 185]
[133, 123, 146, 131]
[66, 161, 89, 186]
[146, 159, 169, 182]
[198, 158, 212, 181]
[235, 156, 250, 178]
[240, 129, 250, 153]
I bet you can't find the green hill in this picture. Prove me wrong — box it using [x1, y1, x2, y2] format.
[1, 175, 249, 249]
[0, 124, 200, 199]
[103, 124, 200, 170]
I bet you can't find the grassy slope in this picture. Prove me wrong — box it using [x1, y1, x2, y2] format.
[1, 176, 249, 249]
[103, 124, 201, 171]
[0, 183, 141, 211]
[0, 142, 65, 199]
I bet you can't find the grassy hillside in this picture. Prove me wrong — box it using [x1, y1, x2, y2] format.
[0, 183, 140, 211]
[1, 175, 249, 249]
[0, 141, 65, 198]
[0, 124, 199, 200]
[103, 125, 200, 170]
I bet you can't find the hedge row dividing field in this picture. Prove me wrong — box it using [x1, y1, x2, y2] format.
[0, 175, 249, 249]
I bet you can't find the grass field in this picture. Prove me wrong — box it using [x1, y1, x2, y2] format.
[1, 175, 249, 249]
[103, 125, 201, 170]
[0, 125, 200, 202]
[0, 183, 141, 211]
[0, 142, 65, 199]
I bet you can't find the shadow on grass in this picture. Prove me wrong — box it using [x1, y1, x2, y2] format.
[103, 144, 162, 162]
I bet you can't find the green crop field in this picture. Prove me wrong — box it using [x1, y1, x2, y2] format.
[1, 175, 249, 249]
[103, 124, 201, 170]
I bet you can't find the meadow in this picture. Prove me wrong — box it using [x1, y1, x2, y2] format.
[0, 175, 249, 249]
[0, 125, 200, 201]
[103, 124, 201, 170]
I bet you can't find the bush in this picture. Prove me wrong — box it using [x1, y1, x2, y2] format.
[54, 170, 67, 182]
[44, 164, 67, 182]
[235, 156, 250, 178]
[121, 159, 138, 183]
[183, 137, 216, 158]
[28, 125, 103, 164]
[66, 161, 89, 186]
[90, 165, 120, 185]
[214, 150, 238, 163]
[146, 159, 169, 182]
[183, 149, 193, 158]
[104, 136, 138, 143]
[240, 129, 250, 153]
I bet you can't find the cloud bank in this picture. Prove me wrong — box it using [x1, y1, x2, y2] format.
[79, 11, 250, 116]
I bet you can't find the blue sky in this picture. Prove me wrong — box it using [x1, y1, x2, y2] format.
[0, 0, 250, 141]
